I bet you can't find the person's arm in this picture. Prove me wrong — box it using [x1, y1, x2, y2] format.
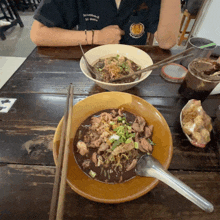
[154, 0, 181, 49]
[30, 20, 124, 46]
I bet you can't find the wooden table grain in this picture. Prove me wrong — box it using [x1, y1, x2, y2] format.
[0, 45, 220, 220]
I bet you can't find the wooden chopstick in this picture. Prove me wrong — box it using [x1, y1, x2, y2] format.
[49, 84, 74, 220]
[110, 53, 194, 83]
[56, 84, 74, 220]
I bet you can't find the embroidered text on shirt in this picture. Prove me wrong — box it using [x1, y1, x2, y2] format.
[83, 14, 100, 22]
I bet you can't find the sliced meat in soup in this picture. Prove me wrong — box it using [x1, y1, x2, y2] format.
[93, 55, 142, 83]
[73, 108, 155, 184]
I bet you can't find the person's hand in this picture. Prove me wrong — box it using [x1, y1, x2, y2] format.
[94, 25, 125, 44]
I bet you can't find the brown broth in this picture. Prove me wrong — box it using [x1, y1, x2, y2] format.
[73, 109, 145, 184]
[93, 55, 141, 83]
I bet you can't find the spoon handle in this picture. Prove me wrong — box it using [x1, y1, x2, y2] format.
[110, 53, 194, 83]
[79, 44, 97, 79]
[148, 165, 214, 213]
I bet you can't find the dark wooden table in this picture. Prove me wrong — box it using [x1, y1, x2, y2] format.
[0, 45, 220, 220]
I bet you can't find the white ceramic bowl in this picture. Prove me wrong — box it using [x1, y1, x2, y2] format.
[79, 44, 153, 91]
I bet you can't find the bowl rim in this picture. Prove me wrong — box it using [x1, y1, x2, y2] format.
[79, 44, 153, 86]
[53, 92, 173, 203]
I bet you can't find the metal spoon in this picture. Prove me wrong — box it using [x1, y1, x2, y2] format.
[135, 154, 214, 213]
[79, 44, 100, 80]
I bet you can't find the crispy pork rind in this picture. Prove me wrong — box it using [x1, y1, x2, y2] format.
[180, 99, 212, 148]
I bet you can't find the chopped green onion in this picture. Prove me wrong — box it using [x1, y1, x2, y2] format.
[117, 116, 126, 122]
[89, 170, 96, 178]
[134, 142, 139, 149]
[109, 139, 115, 143]
[117, 116, 122, 121]
[129, 133, 136, 138]
[147, 138, 156, 146]
[121, 62, 127, 69]
[120, 136, 126, 143]
[114, 126, 125, 135]
[127, 126, 132, 130]
[111, 139, 122, 150]
[110, 121, 115, 125]
[125, 139, 132, 144]
[125, 130, 130, 138]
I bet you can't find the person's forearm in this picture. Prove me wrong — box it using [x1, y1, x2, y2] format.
[30, 21, 124, 46]
[30, 22, 97, 46]
[155, 0, 181, 49]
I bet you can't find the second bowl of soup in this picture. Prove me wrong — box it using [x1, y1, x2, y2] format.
[79, 44, 153, 91]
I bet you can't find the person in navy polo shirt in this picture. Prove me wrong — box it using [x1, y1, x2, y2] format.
[30, 0, 180, 49]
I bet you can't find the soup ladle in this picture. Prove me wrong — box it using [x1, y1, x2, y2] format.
[135, 154, 214, 213]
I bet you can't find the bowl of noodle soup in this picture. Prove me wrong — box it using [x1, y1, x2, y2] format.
[79, 44, 153, 91]
[53, 92, 173, 203]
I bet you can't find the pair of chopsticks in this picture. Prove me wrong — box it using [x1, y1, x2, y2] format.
[49, 84, 74, 220]
[110, 42, 217, 83]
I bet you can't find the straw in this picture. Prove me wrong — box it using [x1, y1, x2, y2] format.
[199, 43, 216, 49]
